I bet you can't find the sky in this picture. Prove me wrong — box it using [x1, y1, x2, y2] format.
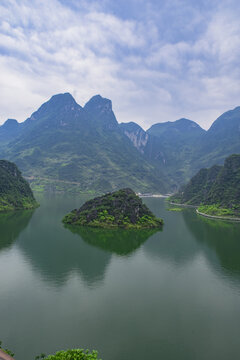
[1, 0, 240, 129]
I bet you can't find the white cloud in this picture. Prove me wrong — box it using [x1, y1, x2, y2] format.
[0, 0, 240, 130]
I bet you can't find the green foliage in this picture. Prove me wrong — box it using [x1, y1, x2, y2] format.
[198, 205, 235, 217]
[0, 160, 38, 211]
[63, 188, 163, 229]
[167, 207, 183, 212]
[39, 349, 100, 360]
[0, 344, 101, 360]
[170, 154, 240, 217]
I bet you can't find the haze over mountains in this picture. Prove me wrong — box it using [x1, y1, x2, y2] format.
[0, 93, 240, 194]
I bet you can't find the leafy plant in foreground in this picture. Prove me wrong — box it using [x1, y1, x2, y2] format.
[36, 349, 101, 360]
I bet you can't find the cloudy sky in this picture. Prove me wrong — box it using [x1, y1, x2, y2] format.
[1, 0, 240, 129]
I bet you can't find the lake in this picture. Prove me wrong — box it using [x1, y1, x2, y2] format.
[1, 193, 240, 360]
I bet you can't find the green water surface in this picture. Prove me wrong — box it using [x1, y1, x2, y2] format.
[0, 194, 240, 360]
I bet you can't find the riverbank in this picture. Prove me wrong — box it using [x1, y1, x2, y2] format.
[168, 200, 240, 222]
[196, 209, 240, 222]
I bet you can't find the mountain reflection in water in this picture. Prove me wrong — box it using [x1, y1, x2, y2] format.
[0, 210, 34, 251]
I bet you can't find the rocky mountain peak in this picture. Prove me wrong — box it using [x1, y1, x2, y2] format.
[84, 95, 117, 130]
[28, 92, 82, 122]
[84, 95, 112, 113]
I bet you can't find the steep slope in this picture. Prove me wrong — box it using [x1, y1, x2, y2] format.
[147, 119, 206, 185]
[120, 119, 205, 187]
[84, 95, 118, 131]
[192, 106, 240, 172]
[0, 93, 168, 194]
[119, 122, 149, 154]
[0, 160, 38, 211]
[170, 154, 240, 216]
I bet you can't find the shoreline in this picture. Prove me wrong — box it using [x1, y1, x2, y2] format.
[167, 201, 240, 222]
[196, 209, 240, 222]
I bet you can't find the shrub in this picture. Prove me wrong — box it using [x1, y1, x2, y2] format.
[38, 349, 101, 360]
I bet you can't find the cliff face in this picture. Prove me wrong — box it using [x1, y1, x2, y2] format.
[0, 160, 38, 211]
[63, 188, 163, 229]
[119, 122, 149, 153]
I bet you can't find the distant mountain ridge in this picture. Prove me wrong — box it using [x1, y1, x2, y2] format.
[0, 93, 168, 194]
[119, 108, 240, 187]
[1, 93, 240, 193]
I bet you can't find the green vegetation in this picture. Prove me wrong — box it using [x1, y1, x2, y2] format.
[167, 207, 183, 212]
[41, 349, 101, 360]
[0, 160, 38, 211]
[0, 343, 101, 360]
[63, 188, 163, 229]
[198, 205, 235, 217]
[170, 154, 240, 218]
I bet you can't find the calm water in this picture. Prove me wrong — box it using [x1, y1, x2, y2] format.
[1, 194, 240, 360]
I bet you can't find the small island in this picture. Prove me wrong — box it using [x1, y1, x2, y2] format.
[0, 160, 38, 211]
[63, 188, 163, 229]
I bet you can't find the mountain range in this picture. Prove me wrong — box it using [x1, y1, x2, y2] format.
[0, 92, 240, 194]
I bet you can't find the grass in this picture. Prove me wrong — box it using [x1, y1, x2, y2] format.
[167, 207, 183, 212]
[197, 204, 237, 217]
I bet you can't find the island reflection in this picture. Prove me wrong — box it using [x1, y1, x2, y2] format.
[64, 225, 161, 256]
